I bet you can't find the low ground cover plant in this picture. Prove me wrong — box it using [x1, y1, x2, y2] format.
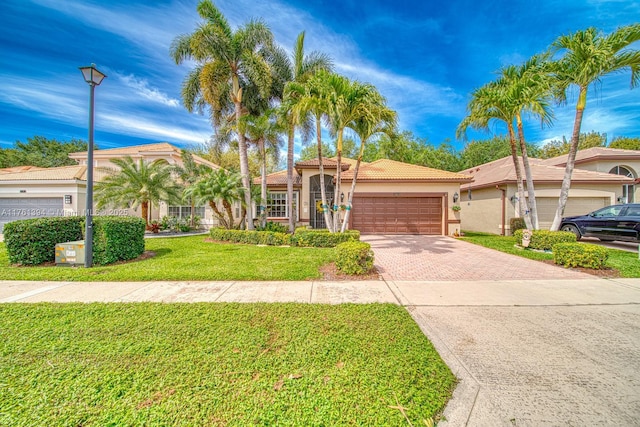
[0, 303, 456, 426]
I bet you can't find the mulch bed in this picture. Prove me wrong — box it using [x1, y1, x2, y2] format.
[540, 259, 621, 278]
[318, 263, 382, 281]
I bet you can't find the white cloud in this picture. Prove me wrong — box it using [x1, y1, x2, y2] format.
[99, 113, 211, 144]
[117, 73, 180, 108]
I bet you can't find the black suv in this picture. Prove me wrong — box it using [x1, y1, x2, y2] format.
[560, 204, 640, 242]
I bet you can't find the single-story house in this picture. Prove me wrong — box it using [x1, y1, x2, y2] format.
[259, 157, 473, 235]
[0, 143, 222, 231]
[459, 147, 640, 235]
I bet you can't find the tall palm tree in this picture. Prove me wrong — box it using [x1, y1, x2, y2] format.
[549, 24, 640, 230]
[457, 81, 533, 229]
[170, 0, 276, 230]
[171, 150, 213, 226]
[341, 97, 397, 232]
[498, 55, 555, 230]
[240, 109, 284, 227]
[184, 169, 244, 229]
[322, 73, 379, 232]
[287, 70, 336, 231]
[95, 157, 181, 226]
[277, 32, 332, 232]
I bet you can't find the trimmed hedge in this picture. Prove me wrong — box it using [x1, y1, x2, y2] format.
[210, 228, 291, 246]
[509, 217, 527, 235]
[4, 216, 84, 265]
[291, 228, 360, 247]
[92, 216, 146, 265]
[513, 229, 576, 251]
[335, 241, 374, 275]
[553, 242, 608, 269]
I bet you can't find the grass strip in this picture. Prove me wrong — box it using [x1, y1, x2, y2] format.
[0, 303, 455, 426]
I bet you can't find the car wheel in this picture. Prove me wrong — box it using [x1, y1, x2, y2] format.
[561, 224, 581, 240]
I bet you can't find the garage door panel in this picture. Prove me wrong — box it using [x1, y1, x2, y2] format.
[351, 195, 443, 235]
[0, 197, 64, 232]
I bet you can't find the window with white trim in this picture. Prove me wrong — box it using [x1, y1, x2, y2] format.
[258, 192, 298, 219]
[168, 206, 205, 219]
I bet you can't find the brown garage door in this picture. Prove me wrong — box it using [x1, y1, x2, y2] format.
[351, 195, 443, 234]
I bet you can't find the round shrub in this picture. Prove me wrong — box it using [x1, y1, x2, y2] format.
[335, 241, 374, 275]
[553, 242, 608, 269]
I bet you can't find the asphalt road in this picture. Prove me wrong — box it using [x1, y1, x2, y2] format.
[581, 237, 639, 253]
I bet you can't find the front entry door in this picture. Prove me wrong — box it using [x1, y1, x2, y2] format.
[309, 174, 334, 230]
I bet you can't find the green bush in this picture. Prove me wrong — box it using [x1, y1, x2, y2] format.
[4, 216, 84, 265]
[553, 242, 608, 269]
[335, 241, 374, 275]
[291, 228, 360, 247]
[210, 228, 291, 246]
[92, 216, 146, 265]
[256, 221, 289, 233]
[509, 217, 527, 235]
[513, 229, 576, 251]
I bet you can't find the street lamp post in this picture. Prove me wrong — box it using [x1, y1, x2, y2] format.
[79, 64, 106, 268]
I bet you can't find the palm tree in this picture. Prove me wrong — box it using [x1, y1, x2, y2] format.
[321, 73, 380, 232]
[549, 24, 640, 230]
[277, 32, 332, 232]
[340, 96, 397, 232]
[95, 157, 181, 226]
[498, 55, 555, 230]
[287, 70, 335, 231]
[457, 81, 533, 229]
[241, 109, 284, 227]
[184, 169, 244, 229]
[171, 150, 213, 226]
[170, 0, 276, 230]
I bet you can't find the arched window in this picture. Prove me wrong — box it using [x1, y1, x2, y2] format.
[609, 166, 635, 203]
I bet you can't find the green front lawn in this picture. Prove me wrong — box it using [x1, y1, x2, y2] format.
[460, 231, 640, 277]
[0, 303, 456, 426]
[0, 235, 334, 281]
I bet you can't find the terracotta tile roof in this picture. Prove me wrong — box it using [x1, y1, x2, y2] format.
[342, 159, 473, 182]
[461, 156, 634, 190]
[542, 147, 640, 166]
[255, 169, 302, 186]
[0, 165, 44, 173]
[0, 165, 87, 181]
[295, 157, 353, 171]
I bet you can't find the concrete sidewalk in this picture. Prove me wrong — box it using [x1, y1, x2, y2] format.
[2, 277, 640, 426]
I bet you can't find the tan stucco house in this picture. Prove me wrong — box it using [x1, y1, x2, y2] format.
[459, 147, 640, 235]
[0, 143, 222, 231]
[260, 157, 473, 235]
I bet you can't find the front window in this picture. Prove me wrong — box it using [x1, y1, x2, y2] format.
[168, 206, 205, 219]
[258, 192, 298, 219]
[609, 166, 635, 203]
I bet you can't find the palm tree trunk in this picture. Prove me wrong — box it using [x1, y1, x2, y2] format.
[340, 139, 366, 232]
[260, 137, 267, 229]
[516, 114, 539, 230]
[316, 116, 333, 231]
[550, 86, 587, 231]
[508, 125, 532, 230]
[209, 200, 228, 229]
[333, 129, 344, 232]
[222, 199, 235, 229]
[142, 201, 149, 228]
[287, 122, 296, 233]
[235, 99, 254, 230]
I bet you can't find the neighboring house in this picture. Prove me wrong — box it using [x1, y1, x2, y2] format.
[0, 143, 223, 232]
[460, 147, 639, 235]
[259, 157, 472, 235]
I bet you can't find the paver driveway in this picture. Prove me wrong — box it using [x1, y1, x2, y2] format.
[361, 235, 593, 281]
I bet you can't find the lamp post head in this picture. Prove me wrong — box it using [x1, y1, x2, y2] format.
[79, 63, 107, 86]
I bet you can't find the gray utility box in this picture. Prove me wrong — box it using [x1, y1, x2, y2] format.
[55, 240, 85, 266]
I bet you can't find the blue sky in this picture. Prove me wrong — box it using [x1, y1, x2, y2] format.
[1, 0, 639, 156]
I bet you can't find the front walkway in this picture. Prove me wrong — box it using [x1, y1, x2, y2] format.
[361, 235, 592, 281]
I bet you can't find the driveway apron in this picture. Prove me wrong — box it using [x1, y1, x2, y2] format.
[361, 235, 592, 281]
